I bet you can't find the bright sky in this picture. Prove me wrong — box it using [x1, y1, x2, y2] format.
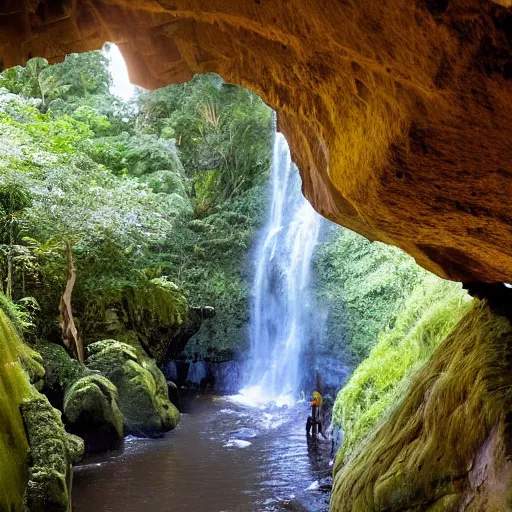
[106, 44, 136, 101]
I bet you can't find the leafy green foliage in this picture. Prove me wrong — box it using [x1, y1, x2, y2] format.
[0, 90, 190, 341]
[0, 58, 66, 108]
[137, 74, 272, 210]
[332, 275, 471, 465]
[0, 50, 272, 354]
[315, 227, 426, 364]
[0, 181, 32, 217]
[149, 184, 268, 359]
[82, 132, 187, 195]
[44, 52, 111, 99]
[82, 274, 189, 339]
[0, 52, 110, 108]
[0, 177, 34, 299]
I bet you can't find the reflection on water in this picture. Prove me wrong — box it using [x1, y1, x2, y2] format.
[73, 395, 331, 512]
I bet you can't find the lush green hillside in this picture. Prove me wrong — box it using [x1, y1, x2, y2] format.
[0, 49, 272, 355]
[315, 227, 425, 365]
[315, 225, 471, 467]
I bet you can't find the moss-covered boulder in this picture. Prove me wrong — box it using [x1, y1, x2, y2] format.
[64, 375, 124, 454]
[34, 342, 125, 455]
[86, 339, 179, 437]
[19, 345, 45, 392]
[141, 305, 215, 366]
[20, 395, 84, 512]
[35, 341, 84, 410]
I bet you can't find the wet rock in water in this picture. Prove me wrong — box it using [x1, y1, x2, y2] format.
[186, 360, 209, 385]
[20, 395, 84, 512]
[64, 375, 124, 454]
[163, 358, 242, 393]
[87, 339, 179, 437]
[223, 439, 252, 448]
[163, 360, 179, 382]
[301, 354, 350, 398]
[283, 474, 332, 511]
[162, 359, 190, 385]
[167, 380, 181, 410]
[283, 501, 310, 512]
[230, 427, 258, 439]
[209, 360, 244, 393]
[283, 490, 331, 512]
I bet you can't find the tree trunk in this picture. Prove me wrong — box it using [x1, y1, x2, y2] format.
[59, 241, 83, 363]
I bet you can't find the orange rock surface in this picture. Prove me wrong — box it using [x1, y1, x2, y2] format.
[1, 0, 511, 282]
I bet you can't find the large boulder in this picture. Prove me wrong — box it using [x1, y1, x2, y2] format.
[35, 342, 125, 455]
[144, 305, 216, 365]
[86, 339, 180, 437]
[20, 395, 84, 512]
[35, 341, 84, 410]
[63, 375, 124, 454]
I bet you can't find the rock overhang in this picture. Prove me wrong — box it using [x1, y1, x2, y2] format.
[1, 0, 511, 282]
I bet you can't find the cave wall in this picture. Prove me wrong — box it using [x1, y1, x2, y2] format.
[1, 0, 511, 283]
[331, 299, 512, 512]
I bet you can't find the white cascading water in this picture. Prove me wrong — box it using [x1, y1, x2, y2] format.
[235, 132, 322, 408]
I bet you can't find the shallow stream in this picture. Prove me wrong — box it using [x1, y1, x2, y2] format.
[73, 395, 332, 512]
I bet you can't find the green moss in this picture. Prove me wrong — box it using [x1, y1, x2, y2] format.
[333, 276, 471, 466]
[87, 338, 179, 436]
[64, 375, 121, 425]
[65, 433, 84, 463]
[21, 395, 83, 512]
[19, 345, 45, 391]
[36, 341, 84, 396]
[0, 308, 37, 512]
[315, 228, 427, 365]
[331, 300, 512, 511]
[425, 494, 461, 511]
[64, 375, 124, 453]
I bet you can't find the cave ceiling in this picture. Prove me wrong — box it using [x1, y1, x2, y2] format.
[1, 0, 511, 282]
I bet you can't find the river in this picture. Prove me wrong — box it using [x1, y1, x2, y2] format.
[73, 395, 332, 512]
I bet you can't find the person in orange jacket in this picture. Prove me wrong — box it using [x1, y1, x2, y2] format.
[306, 391, 324, 439]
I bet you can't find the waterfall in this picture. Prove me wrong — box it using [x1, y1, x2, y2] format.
[236, 132, 322, 407]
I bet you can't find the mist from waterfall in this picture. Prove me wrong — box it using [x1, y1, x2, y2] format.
[235, 133, 322, 408]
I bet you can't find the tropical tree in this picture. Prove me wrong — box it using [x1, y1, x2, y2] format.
[0, 50, 273, 360]
[0, 180, 32, 299]
[136, 74, 272, 211]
